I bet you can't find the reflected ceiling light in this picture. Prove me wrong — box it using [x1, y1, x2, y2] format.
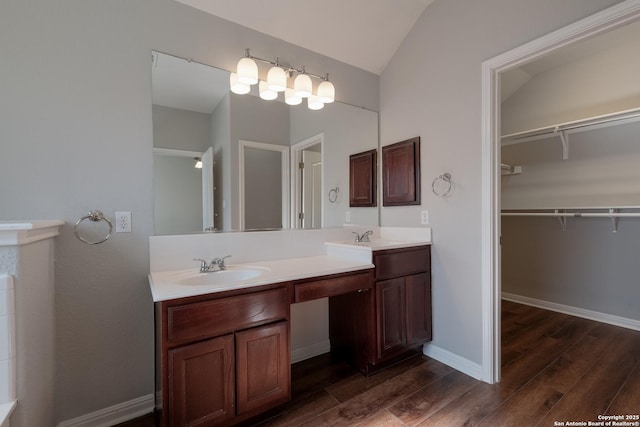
[285, 88, 302, 106]
[229, 73, 250, 94]
[194, 157, 203, 169]
[230, 49, 336, 111]
[307, 95, 324, 110]
[259, 81, 278, 100]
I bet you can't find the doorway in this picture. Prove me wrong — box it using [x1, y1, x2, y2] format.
[238, 140, 290, 230]
[481, 1, 640, 384]
[291, 133, 324, 229]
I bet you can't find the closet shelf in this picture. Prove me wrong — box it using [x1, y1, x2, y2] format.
[501, 107, 640, 160]
[501, 207, 640, 232]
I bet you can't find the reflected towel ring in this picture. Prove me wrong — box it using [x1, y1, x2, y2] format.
[74, 210, 113, 245]
[432, 173, 453, 197]
[328, 187, 339, 203]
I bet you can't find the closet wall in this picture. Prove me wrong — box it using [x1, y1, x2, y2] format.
[500, 22, 640, 325]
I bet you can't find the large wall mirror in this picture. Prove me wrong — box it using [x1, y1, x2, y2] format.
[151, 51, 379, 235]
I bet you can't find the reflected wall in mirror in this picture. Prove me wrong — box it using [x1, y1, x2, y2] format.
[151, 51, 379, 234]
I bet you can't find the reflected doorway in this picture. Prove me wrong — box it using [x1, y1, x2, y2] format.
[239, 140, 290, 230]
[292, 134, 324, 229]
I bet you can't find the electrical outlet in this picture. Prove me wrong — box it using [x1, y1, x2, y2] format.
[115, 211, 131, 232]
[345, 211, 351, 222]
[421, 210, 429, 225]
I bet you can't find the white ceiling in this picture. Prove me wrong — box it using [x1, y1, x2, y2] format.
[501, 19, 640, 102]
[152, 52, 229, 113]
[175, 0, 436, 75]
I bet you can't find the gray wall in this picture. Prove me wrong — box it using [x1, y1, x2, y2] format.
[379, 0, 623, 365]
[0, 0, 378, 422]
[153, 155, 203, 235]
[152, 105, 212, 152]
[291, 102, 379, 227]
[211, 94, 232, 231]
[502, 216, 640, 320]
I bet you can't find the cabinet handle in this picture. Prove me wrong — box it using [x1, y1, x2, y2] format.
[357, 289, 370, 293]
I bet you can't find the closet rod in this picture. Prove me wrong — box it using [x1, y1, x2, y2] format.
[501, 212, 640, 218]
[501, 107, 640, 142]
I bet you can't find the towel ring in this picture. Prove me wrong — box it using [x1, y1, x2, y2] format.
[74, 210, 112, 245]
[328, 187, 339, 203]
[432, 172, 453, 197]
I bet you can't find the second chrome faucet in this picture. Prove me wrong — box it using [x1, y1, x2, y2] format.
[352, 230, 373, 243]
[194, 255, 231, 273]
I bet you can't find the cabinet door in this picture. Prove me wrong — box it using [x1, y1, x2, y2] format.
[236, 321, 290, 414]
[376, 278, 406, 359]
[168, 334, 235, 426]
[406, 273, 432, 346]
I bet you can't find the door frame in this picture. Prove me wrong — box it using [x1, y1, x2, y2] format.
[480, 0, 640, 384]
[291, 133, 324, 228]
[238, 140, 290, 229]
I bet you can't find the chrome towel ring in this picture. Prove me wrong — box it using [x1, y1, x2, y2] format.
[74, 210, 112, 245]
[328, 187, 339, 203]
[432, 172, 453, 197]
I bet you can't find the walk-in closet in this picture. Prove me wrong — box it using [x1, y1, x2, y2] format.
[499, 19, 640, 330]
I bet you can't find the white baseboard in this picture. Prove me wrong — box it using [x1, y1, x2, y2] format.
[502, 292, 640, 332]
[422, 343, 483, 380]
[56, 394, 154, 427]
[291, 339, 331, 364]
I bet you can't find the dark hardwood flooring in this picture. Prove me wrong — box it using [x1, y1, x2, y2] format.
[120, 301, 640, 426]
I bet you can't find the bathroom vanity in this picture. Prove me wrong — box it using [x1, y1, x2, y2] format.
[150, 228, 431, 426]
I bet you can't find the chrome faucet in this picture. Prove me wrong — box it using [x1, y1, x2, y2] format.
[352, 230, 373, 243]
[193, 255, 231, 273]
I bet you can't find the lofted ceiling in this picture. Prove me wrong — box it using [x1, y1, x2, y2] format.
[175, 0, 436, 75]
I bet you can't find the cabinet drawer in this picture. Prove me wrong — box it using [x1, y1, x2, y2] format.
[374, 246, 430, 280]
[294, 271, 372, 302]
[167, 287, 288, 346]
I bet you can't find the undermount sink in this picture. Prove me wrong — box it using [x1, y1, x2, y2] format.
[170, 265, 271, 287]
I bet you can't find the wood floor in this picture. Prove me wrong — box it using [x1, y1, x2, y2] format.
[121, 301, 640, 426]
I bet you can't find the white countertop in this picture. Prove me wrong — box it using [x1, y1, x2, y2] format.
[149, 255, 374, 302]
[324, 239, 431, 251]
[0, 220, 64, 246]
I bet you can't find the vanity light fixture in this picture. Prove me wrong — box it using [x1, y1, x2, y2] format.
[194, 157, 203, 169]
[231, 49, 335, 110]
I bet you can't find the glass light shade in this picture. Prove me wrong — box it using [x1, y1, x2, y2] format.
[194, 158, 203, 169]
[317, 81, 335, 103]
[285, 88, 302, 106]
[230, 73, 250, 94]
[307, 95, 324, 110]
[267, 66, 287, 92]
[293, 74, 312, 98]
[259, 81, 278, 100]
[236, 57, 258, 85]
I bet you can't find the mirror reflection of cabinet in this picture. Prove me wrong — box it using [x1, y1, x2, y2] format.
[349, 149, 377, 207]
[382, 137, 421, 206]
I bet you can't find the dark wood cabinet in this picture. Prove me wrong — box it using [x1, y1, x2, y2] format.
[372, 246, 432, 367]
[349, 149, 377, 207]
[236, 321, 290, 414]
[157, 286, 290, 426]
[382, 137, 421, 206]
[168, 335, 235, 426]
[377, 277, 407, 359]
